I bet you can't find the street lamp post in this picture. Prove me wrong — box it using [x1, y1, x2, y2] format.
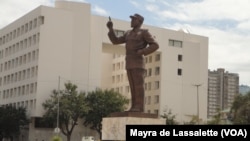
[193, 84, 202, 124]
[55, 76, 61, 134]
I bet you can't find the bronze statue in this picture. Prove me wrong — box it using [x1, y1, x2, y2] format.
[107, 13, 159, 112]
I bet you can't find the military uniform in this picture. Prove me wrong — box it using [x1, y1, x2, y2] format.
[107, 14, 159, 112]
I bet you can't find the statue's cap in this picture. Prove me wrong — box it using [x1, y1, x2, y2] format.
[130, 13, 144, 23]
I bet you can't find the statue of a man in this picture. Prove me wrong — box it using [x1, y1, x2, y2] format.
[107, 13, 159, 112]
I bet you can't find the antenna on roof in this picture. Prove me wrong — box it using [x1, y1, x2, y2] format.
[178, 27, 191, 34]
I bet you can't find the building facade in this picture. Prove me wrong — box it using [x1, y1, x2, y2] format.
[0, 1, 208, 141]
[207, 68, 239, 119]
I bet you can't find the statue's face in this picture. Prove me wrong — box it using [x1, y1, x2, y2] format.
[130, 18, 141, 28]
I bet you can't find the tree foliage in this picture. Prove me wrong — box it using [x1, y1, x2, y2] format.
[83, 89, 129, 139]
[0, 106, 29, 141]
[207, 108, 224, 125]
[230, 92, 250, 124]
[160, 108, 178, 125]
[42, 82, 89, 141]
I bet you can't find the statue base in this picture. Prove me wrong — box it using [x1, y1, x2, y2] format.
[102, 112, 165, 141]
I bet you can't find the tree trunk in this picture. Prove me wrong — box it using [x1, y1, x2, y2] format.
[67, 135, 71, 141]
[98, 130, 102, 140]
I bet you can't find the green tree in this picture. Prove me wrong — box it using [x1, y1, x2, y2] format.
[83, 89, 129, 139]
[230, 92, 250, 124]
[43, 82, 89, 141]
[207, 108, 223, 125]
[0, 106, 28, 141]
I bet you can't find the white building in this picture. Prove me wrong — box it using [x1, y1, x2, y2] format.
[0, 1, 208, 140]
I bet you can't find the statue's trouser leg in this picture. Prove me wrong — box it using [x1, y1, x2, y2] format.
[127, 69, 145, 112]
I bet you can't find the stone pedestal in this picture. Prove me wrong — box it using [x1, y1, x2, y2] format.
[102, 112, 165, 141]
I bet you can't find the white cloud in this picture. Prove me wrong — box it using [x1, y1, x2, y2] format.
[92, 5, 109, 16]
[141, 0, 250, 85]
[129, 0, 140, 9]
[0, 0, 53, 29]
[167, 22, 250, 85]
[237, 19, 250, 31]
[145, 4, 158, 11]
[177, 0, 250, 21]
[144, 0, 250, 22]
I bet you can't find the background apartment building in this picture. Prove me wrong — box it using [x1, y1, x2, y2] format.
[0, 1, 208, 140]
[208, 68, 239, 119]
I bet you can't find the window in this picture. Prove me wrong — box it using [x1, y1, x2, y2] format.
[116, 62, 120, 70]
[29, 21, 33, 30]
[25, 23, 28, 33]
[177, 68, 182, 76]
[38, 16, 45, 25]
[21, 25, 24, 35]
[154, 95, 159, 104]
[27, 68, 30, 79]
[126, 86, 130, 93]
[17, 28, 20, 37]
[30, 83, 34, 94]
[148, 56, 152, 63]
[169, 39, 182, 47]
[155, 53, 160, 61]
[33, 34, 37, 45]
[33, 18, 37, 28]
[148, 82, 151, 90]
[148, 68, 152, 76]
[155, 81, 160, 89]
[147, 96, 151, 104]
[145, 57, 148, 63]
[155, 67, 160, 75]
[178, 54, 182, 61]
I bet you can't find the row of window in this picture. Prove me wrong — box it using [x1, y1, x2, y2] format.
[145, 67, 160, 76]
[1, 33, 40, 59]
[112, 53, 161, 71]
[145, 53, 161, 63]
[112, 80, 160, 94]
[113, 29, 183, 48]
[0, 16, 44, 46]
[0, 66, 38, 86]
[112, 61, 125, 71]
[112, 74, 125, 83]
[0, 33, 40, 59]
[145, 95, 160, 105]
[145, 81, 160, 90]
[0, 99, 36, 113]
[1, 82, 37, 99]
[112, 67, 160, 84]
[0, 49, 39, 72]
[169, 39, 183, 47]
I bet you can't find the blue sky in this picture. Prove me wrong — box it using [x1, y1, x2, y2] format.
[1, 0, 250, 86]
